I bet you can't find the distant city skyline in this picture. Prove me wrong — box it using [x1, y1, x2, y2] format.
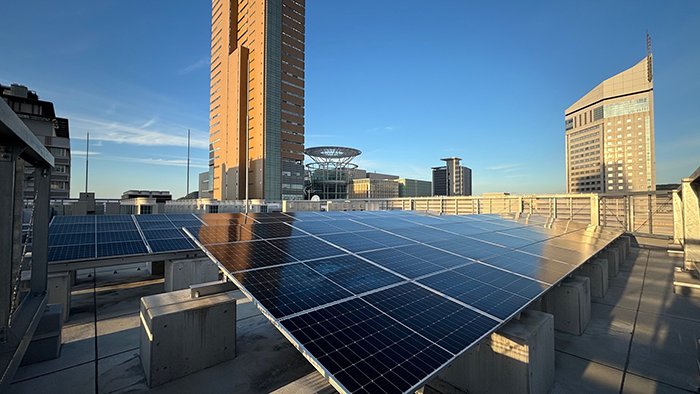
[1, 1, 698, 198]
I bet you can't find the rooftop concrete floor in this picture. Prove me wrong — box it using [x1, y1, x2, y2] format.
[7, 246, 700, 394]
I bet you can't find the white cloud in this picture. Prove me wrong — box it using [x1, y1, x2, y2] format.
[177, 58, 209, 74]
[71, 150, 100, 156]
[92, 155, 208, 169]
[486, 164, 520, 171]
[69, 116, 208, 149]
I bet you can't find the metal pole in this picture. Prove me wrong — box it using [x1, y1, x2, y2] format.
[85, 132, 89, 193]
[187, 129, 190, 196]
[245, 59, 250, 214]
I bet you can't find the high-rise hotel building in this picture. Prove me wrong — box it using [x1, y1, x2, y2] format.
[209, 0, 306, 201]
[565, 52, 655, 194]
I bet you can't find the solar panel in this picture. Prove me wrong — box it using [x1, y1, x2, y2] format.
[148, 238, 197, 253]
[192, 211, 623, 394]
[97, 240, 149, 258]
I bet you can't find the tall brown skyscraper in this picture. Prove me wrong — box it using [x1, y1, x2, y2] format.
[209, 0, 305, 201]
[565, 41, 655, 194]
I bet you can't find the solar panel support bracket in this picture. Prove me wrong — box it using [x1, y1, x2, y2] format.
[190, 280, 238, 299]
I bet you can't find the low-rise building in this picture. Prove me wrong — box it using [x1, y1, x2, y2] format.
[397, 179, 432, 198]
[349, 178, 399, 199]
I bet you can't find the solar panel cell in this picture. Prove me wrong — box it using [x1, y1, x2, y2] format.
[206, 240, 298, 272]
[266, 237, 345, 261]
[148, 238, 197, 253]
[304, 255, 404, 294]
[234, 263, 353, 318]
[97, 241, 148, 258]
[96, 231, 142, 243]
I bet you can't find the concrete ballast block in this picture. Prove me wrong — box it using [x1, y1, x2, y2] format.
[435, 310, 555, 394]
[578, 259, 609, 299]
[21, 304, 63, 365]
[140, 289, 237, 388]
[541, 276, 591, 335]
[165, 258, 220, 292]
[47, 271, 71, 322]
[598, 249, 620, 278]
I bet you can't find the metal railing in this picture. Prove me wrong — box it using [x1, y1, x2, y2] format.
[1, 98, 53, 390]
[347, 191, 676, 238]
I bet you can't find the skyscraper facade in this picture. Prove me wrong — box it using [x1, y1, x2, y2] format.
[432, 157, 472, 196]
[209, 0, 305, 201]
[0, 83, 71, 199]
[565, 50, 655, 194]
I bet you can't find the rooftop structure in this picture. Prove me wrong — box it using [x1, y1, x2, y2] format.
[565, 35, 655, 194]
[305, 146, 361, 200]
[397, 178, 432, 198]
[348, 177, 399, 199]
[0, 83, 70, 199]
[208, 0, 306, 202]
[432, 157, 472, 196]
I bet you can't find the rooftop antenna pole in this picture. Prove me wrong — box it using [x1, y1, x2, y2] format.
[187, 129, 190, 197]
[646, 30, 653, 82]
[85, 132, 89, 193]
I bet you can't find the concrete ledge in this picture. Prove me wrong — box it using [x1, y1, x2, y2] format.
[578, 259, 608, 299]
[140, 289, 237, 387]
[164, 258, 219, 292]
[434, 310, 554, 394]
[542, 276, 591, 335]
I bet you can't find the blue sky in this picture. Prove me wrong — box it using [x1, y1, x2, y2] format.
[1, 1, 699, 198]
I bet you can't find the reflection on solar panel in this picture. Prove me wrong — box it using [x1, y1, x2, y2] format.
[191, 211, 623, 394]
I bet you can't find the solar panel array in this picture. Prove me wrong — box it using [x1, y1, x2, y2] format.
[192, 211, 623, 394]
[48, 213, 208, 262]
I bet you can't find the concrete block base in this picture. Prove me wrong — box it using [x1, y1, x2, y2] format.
[578, 259, 609, 299]
[165, 258, 220, 292]
[673, 268, 700, 298]
[542, 276, 591, 335]
[140, 289, 237, 388]
[48, 271, 71, 322]
[21, 304, 63, 365]
[598, 249, 620, 278]
[434, 310, 554, 394]
[612, 239, 628, 263]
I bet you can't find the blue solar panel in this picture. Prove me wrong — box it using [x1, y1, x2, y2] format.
[280, 297, 453, 394]
[142, 229, 185, 240]
[304, 255, 404, 294]
[148, 238, 197, 253]
[97, 241, 148, 258]
[97, 222, 137, 232]
[48, 244, 95, 262]
[234, 263, 353, 318]
[96, 231, 142, 243]
[49, 232, 95, 246]
[360, 248, 444, 279]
